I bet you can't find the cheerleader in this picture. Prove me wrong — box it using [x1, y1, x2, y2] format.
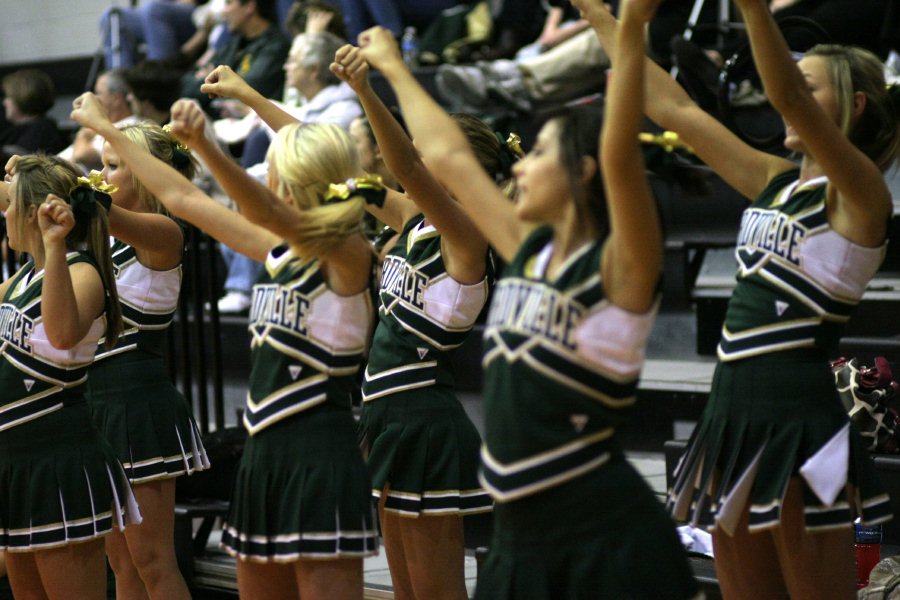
[0, 154, 137, 600]
[353, 13, 700, 599]
[71, 92, 379, 600]
[574, 0, 900, 595]
[86, 121, 210, 600]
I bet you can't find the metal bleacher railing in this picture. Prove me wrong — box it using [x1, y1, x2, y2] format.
[169, 225, 228, 434]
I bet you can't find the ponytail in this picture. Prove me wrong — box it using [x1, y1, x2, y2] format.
[266, 123, 371, 259]
[66, 173, 123, 349]
[13, 156, 123, 348]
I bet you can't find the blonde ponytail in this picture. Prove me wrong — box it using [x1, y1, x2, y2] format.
[266, 123, 369, 259]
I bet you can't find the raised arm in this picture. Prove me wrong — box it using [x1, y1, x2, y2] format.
[167, 98, 317, 242]
[332, 44, 489, 282]
[0, 179, 9, 212]
[599, 0, 662, 313]
[201, 65, 299, 132]
[330, 46, 416, 231]
[71, 93, 278, 262]
[571, 0, 792, 200]
[38, 196, 107, 349]
[733, 0, 892, 243]
[357, 27, 524, 263]
[104, 197, 184, 271]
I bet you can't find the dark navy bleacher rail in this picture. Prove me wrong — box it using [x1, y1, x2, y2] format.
[168, 225, 229, 433]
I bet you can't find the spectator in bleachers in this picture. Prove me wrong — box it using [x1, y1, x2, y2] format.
[238, 31, 361, 168]
[99, 0, 199, 69]
[60, 69, 140, 173]
[0, 69, 67, 164]
[435, 22, 607, 113]
[123, 60, 185, 124]
[336, 0, 461, 39]
[180, 0, 291, 112]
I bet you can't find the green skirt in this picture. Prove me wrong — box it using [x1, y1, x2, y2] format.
[87, 352, 210, 484]
[475, 455, 700, 600]
[359, 385, 492, 516]
[668, 349, 892, 534]
[221, 405, 378, 562]
[0, 401, 141, 551]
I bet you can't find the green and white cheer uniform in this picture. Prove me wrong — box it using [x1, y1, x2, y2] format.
[360, 214, 493, 516]
[220, 245, 378, 562]
[0, 253, 140, 551]
[476, 226, 699, 600]
[87, 239, 209, 483]
[669, 169, 892, 534]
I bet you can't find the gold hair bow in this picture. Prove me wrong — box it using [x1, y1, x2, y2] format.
[638, 131, 694, 154]
[505, 133, 524, 158]
[77, 170, 119, 195]
[70, 170, 115, 215]
[325, 175, 384, 201]
[325, 175, 386, 207]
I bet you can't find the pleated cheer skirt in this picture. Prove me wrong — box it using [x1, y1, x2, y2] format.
[221, 404, 378, 562]
[668, 349, 892, 535]
[475, 455, 701, 600]
[0, 402, 141, 551]
[359, 385, 493, 516]
[88, 352, 210, 484]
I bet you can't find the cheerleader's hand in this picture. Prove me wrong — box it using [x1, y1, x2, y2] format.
[357, 26, 404, 75]
[570, 0, 615, 25]
[305, 9, 334, 34]
[4, 154, 21, 182]
[71, 92, 113, 134]
[39, 194, 76, 247]
[201, 65, 252, 101]
[331, 45, 371, 94]
[168, 99, 209, 150]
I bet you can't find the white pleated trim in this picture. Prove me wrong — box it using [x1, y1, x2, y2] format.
[715, 446, 766, 536]
[799, 423, 849, 507]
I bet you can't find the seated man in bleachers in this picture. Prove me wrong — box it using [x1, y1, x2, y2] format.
[435, 5, 606, 114]
[230, 30, 362, 168]
[180, 0, 291, 112]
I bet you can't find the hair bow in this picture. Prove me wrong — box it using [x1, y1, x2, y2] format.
[638, 131, 694, 154]
[495, 131, 525, 178]
[324, 176, 386, 207]
[162, 124, 194, 171]
[69, 170, 115, 216]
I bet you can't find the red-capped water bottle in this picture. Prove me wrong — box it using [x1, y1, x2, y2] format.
[854, 518, 882, 589]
